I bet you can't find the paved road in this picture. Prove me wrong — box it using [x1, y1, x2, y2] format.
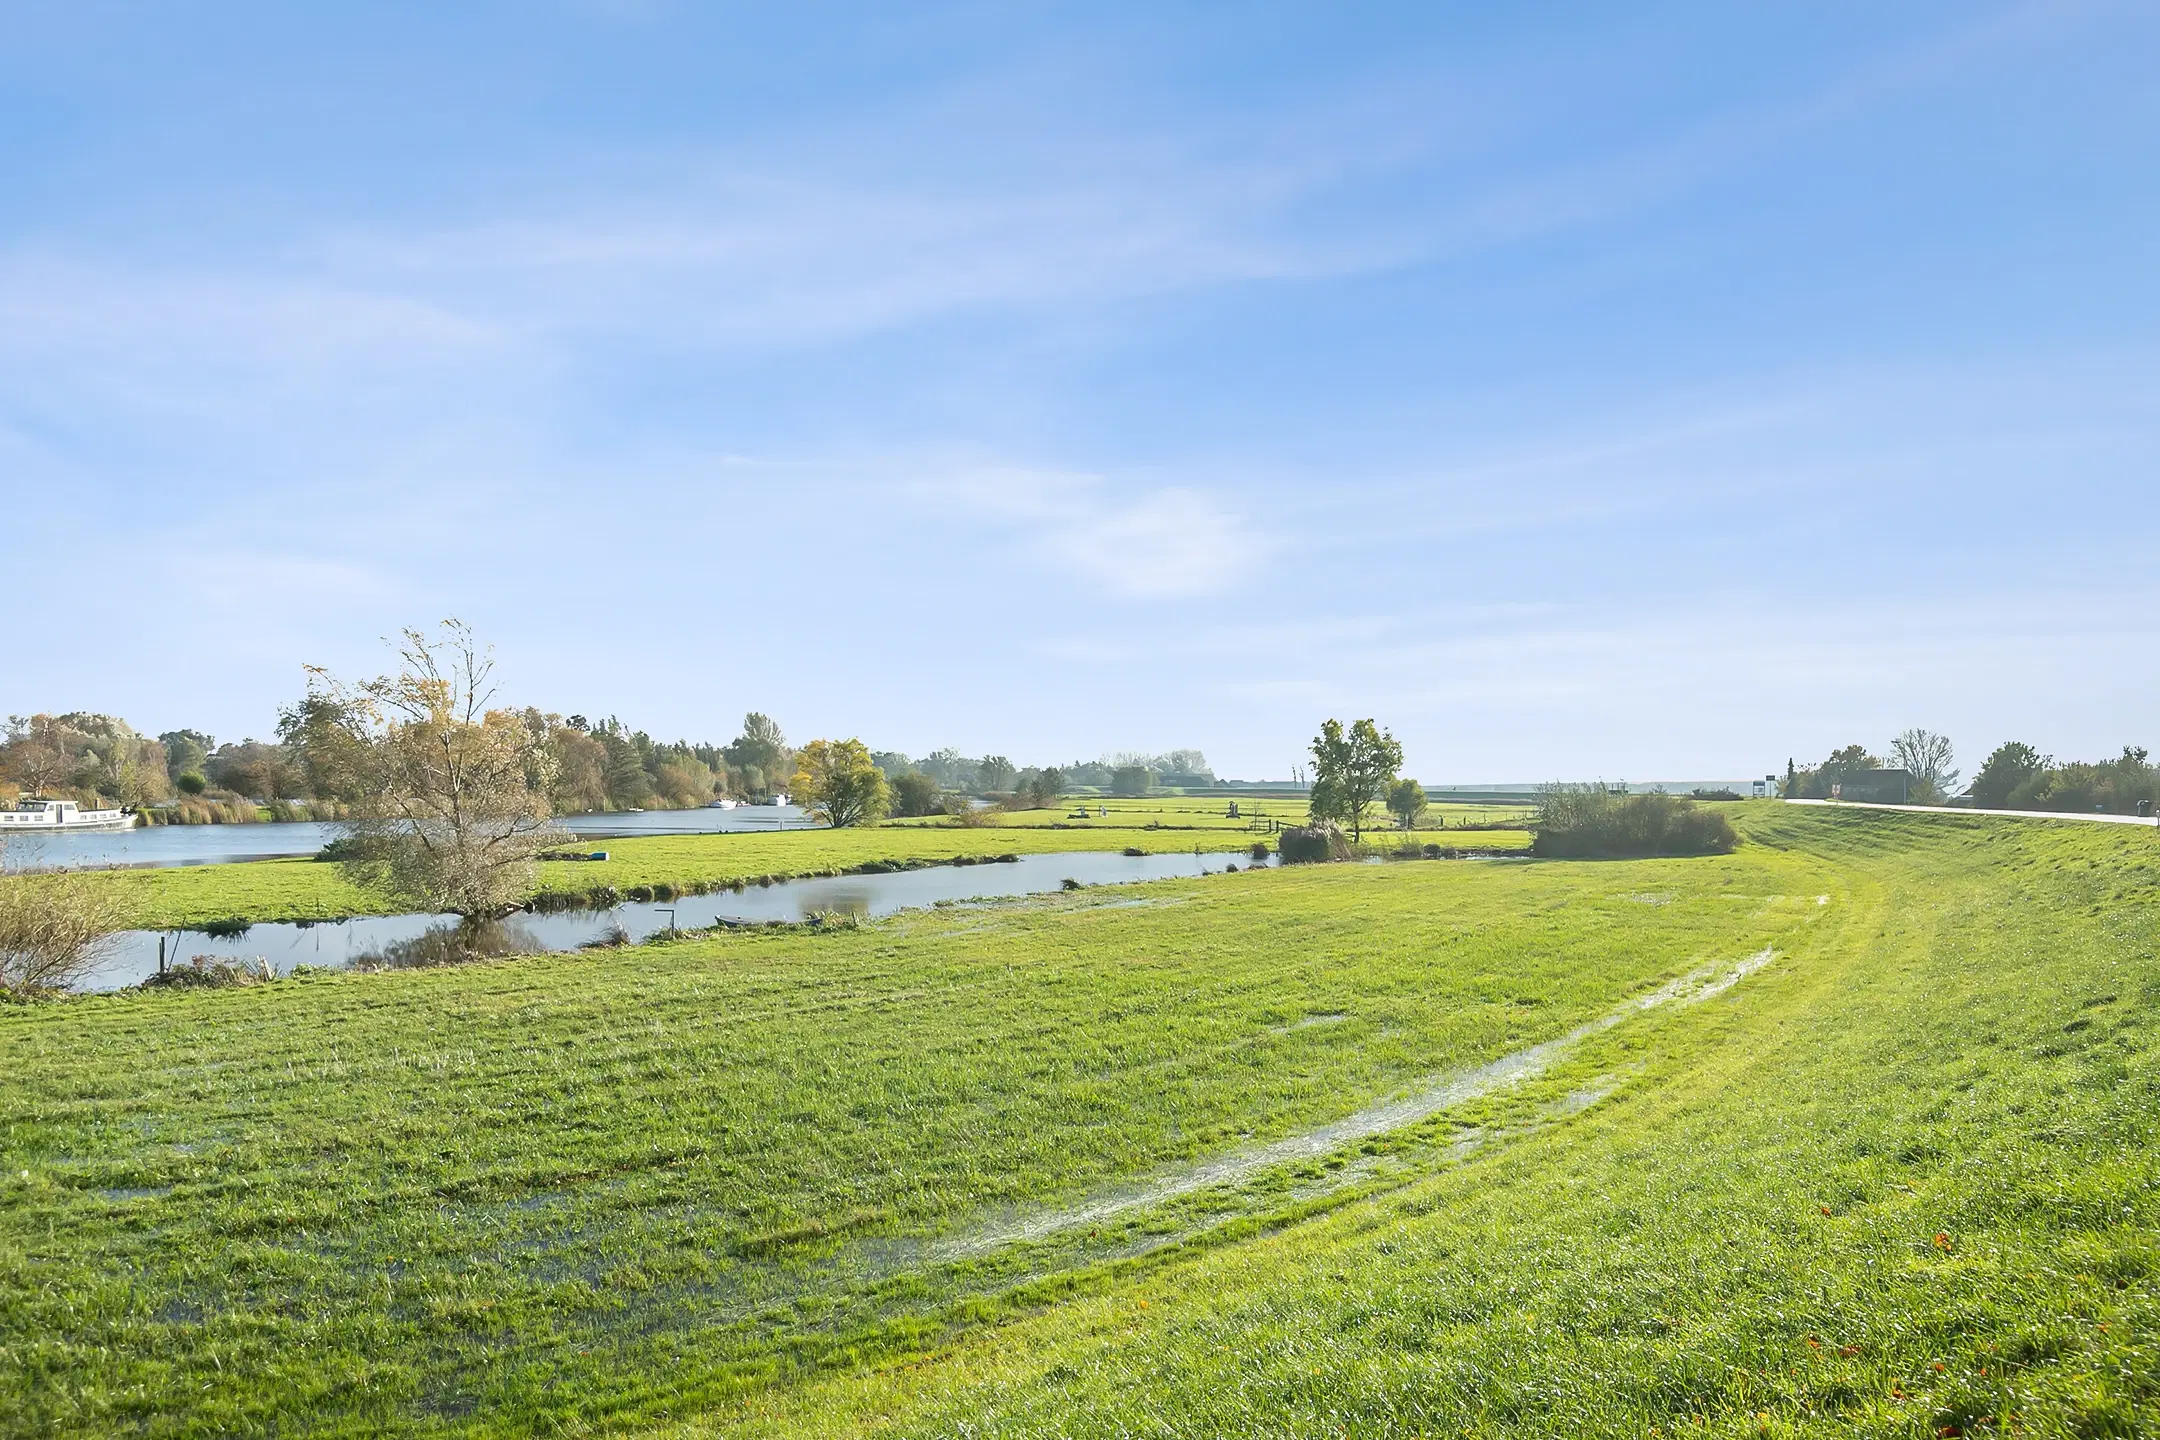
[1785, 798, 2158, 827]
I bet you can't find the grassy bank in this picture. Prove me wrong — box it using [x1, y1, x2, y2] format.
[1, 807, 2152, 1436]
[26, 815, 1530, 931]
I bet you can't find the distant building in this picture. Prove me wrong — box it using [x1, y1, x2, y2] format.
[1833, 769, 1913, 804]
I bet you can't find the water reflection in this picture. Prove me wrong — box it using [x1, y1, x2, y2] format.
[352, 917, 547, 971]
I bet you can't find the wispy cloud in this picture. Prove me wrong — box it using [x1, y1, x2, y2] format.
[916, 465, 1277, 599]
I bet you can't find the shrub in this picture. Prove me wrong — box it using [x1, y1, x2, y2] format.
[1278, 822, 1348, 864]
[0, 866, 125, 993]
[1531, 786, 1738, 859]
[1122, 846, 1147, 857]
[139, 956, 274, 990]
[1249, 841, 1270, 861]
[175, 772, 207, 796]
[943, 793, 994, 827]
[890, 772, 943, 818]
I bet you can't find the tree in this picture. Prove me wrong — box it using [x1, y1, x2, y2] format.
[724, 713, 791, 796]
[1889, 729, 1959, 804]
[790, 738, 890, 828]
[598, 723, 656, 810]
[920, 748, 977, 789]
[1387, 778, 1428, 830]
[1968, 741, 2048, 809]
[1786, 744, 1882, 800]
[977, 755, 1016, 793]
[1308, 718, 1403, 842]
[207, 740, 300, 800]
[288, 621, 569, 924]
[1020, 767, 1064, 809]
[653, 754, 716, 808]
[1158, 749, 1211, 780]
[159, 730, 213, 781]
[1, 717, 76, 798]
[1111, 765, 1154, 797]
[542, 720, 610, 814]
[890, 771, 943, 818]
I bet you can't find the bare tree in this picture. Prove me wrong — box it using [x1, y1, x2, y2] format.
[1890, 729, 1960, 804]
[0, 840, 125, 993]
[290, 622, 568, 924]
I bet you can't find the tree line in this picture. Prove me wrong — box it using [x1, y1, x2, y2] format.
[3, 696, 1211, 821]
[1781, 730, 2160, 814]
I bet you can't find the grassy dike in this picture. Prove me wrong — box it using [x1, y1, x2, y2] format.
[1, 807, 2151, 1436]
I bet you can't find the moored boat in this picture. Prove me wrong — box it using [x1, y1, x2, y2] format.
[0, 799, 134, 832]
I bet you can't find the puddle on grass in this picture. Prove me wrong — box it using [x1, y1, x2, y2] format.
[96, 1185, 173, 1202]
[1547, 1081, 1617, 1117]
[934, 948, 1777, 1258]
[399, 950, 1780, 1403]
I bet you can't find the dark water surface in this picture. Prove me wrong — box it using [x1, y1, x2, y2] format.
[79, 849, 1266, 992]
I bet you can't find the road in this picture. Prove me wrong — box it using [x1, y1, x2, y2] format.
[1784, 798, 2158, 827]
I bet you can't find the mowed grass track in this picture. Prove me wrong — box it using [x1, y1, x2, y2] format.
[0, 808, 2151, 1436]
[693, 810, 2160, 1440]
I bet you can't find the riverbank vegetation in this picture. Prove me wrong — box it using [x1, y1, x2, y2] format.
[0, 807, 2151, 1435]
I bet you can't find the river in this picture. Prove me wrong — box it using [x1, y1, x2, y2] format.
[0, 805, 818, 872]
[78, 849, 1267, 992]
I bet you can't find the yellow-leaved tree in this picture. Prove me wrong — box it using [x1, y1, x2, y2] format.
[790, 738, 890, 828]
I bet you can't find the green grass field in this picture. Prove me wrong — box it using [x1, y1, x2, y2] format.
[36, 803, 1532, 931]
[2, 805, 2152, 1437]
[934, 794, 1535, 833]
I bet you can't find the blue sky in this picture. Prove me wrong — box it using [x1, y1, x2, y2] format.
[4, 1, 2157, 782]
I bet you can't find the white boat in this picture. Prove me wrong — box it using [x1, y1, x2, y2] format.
[705, 798, 739, 809]
[0, 799, 134, 832]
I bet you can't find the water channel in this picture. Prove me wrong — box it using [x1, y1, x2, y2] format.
[78, 849, 1267, 993]
[0, 805, 817, 872]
